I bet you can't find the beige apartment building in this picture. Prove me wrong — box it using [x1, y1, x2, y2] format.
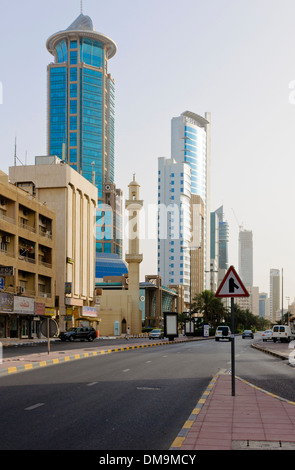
[9, 156, 98, 332]
[0, 170, 56, 339]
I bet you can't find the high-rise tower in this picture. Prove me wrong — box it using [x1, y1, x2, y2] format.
[171, 111, 211, 288]
[238, 229, 253, 287]
[46, 13, 122, 258]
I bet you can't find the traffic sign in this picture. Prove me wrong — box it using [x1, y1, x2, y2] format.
[215, 266, 249, 298]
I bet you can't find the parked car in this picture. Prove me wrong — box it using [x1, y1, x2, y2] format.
[262, 330, 273, 342]
[242, 329, 254, 339]
[149, 329, 164, 340]
[215, 325, 231, 341]
[272, 325, 294, 343]
[59, 327, 97, 342]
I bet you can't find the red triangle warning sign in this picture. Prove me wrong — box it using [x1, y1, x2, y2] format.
[215, 266, 249, 298]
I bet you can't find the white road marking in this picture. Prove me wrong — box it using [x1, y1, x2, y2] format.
[123, 369, 130, 372]
[25, 403, 44, 411]
[87, 382, 98, 387]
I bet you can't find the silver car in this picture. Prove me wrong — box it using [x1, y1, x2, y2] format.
[149, 329, 164, 340]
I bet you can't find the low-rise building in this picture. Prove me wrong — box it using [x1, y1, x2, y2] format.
[9, 156, 98, 332]
[0, 170, 56, 339]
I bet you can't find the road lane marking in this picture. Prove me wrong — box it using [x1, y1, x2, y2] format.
[87, 382, 98, 387]
[25, 403, 44, 411]
[123, 369, 130, 372]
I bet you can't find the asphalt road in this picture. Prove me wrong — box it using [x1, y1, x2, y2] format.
[0, 334, 294, 450]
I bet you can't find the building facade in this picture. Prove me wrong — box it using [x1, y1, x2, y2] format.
[259, 292, 269, 319]
[46, 12, 123, 258]
[9, 157, 98, 332]
[157, 157, 192, 304]
[0, 171, 56, 339]
[171, 111, 211, 288]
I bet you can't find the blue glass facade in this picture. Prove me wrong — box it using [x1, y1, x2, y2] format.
[184, 125, 206, 200]
[47, 14, 122, 261]
[48, 36, 114, 199]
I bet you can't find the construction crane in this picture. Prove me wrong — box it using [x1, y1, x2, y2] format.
[231, 208, 243, 232]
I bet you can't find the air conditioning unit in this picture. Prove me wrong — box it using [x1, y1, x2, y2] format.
[2, 236, 11, 243]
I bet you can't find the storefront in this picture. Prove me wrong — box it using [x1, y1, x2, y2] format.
[75, 306, 100, 332]
[13, 296, 35, 339]
[0, 292, 14, 338]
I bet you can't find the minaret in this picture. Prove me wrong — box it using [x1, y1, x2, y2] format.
[125, 175, 143, 334]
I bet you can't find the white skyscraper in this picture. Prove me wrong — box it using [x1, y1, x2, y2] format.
[158, 157, 192, 303]
[238, 229, 253, 287]
[171, 111, 211, 288]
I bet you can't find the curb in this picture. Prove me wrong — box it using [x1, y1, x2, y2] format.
[0, 337, 198, 377]
[235, 375, 295, 406]
[251, 343, 289, 360]
[170, 373, 219, 450]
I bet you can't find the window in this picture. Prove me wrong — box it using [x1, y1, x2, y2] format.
[70, 51, 78, 65]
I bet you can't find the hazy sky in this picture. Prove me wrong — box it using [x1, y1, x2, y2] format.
[1, 0, 295, 307]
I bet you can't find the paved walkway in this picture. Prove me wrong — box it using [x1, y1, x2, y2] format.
[171, 372, 295, 450]
[1, 336, 295, 450]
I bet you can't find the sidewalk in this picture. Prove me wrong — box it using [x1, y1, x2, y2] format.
[171, 341, 295, 450]
[1, 336, 295, 450]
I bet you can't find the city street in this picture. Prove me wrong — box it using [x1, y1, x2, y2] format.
[0, 334, 294, 450]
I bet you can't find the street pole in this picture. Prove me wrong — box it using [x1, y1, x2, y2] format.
[47, 317, 50, 355]
[231, 297, 235, 397]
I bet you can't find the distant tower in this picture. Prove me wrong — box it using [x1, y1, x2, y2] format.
[125, 175, 143, 334]
[239, 229, 253, 287]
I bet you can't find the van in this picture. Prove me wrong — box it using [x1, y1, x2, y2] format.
[215, 325, 231, 341]
[272, 325, 294, 343]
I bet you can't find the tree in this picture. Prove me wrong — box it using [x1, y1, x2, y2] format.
[191, 290, 227, 328]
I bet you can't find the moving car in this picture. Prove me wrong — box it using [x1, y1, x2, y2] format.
[149, 329, 164, 340]
[215, 325, 231, 341]
[262, 330, 272, 342]
[242, 329, 254, 339]
[59, 327, 97, 342]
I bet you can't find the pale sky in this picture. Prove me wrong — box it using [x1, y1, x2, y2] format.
[1, 0, 295, 307]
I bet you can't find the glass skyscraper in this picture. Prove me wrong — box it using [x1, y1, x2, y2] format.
[46, 13, 123, 258]
[171, 111, 211, 288]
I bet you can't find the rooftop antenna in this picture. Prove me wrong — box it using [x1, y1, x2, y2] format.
[80, 0, 83, 14]
[13, 137, 24, 167]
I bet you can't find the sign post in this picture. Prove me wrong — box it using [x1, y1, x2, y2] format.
[215, 266, 249, 397]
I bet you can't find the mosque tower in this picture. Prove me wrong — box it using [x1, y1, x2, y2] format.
[125, 175, 143, 334]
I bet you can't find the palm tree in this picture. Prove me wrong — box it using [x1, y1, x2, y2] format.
[191, 290, 227, 328]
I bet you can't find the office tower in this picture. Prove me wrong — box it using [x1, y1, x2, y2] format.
[259, 292, 269, 319]
[46, 12, 122, 258]
[214, 206, 229, 287]
[210, 211, 219, 291]
[171, 111, 211, 288]
[270, 269, 280, 322]
[157, 157, 192, 304]
[239, 229, 253, 287]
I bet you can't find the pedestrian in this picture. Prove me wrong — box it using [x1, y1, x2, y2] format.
[126, 326, 130, 340]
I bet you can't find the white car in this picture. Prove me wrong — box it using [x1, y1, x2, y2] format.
[262, 330, 272, 342]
